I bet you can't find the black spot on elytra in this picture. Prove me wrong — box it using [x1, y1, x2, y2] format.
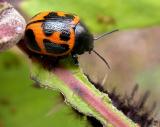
[43, 39, 69, 54]
[42, 22, 54, 37]
[60, 30, 71, 41]
[43, 29, 54, 36]
[25, 29, 41, 51]
[42, 21, 55, 36]
[65, 14, 75, 20]
[44, 12, 59, 19]
[44, 12, 75, 20]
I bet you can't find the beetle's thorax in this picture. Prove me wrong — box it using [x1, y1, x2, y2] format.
[72, 21, 94, 55]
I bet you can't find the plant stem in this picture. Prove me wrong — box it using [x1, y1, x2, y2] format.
[54, 67, 137, 127]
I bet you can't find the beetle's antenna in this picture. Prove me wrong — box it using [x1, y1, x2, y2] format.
[92, 50, 110, 69]
[94, 29, 118, 40]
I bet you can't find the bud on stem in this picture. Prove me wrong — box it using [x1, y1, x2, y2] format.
[0, 1, 26, 52]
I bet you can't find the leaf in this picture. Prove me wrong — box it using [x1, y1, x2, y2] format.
[30, 56, 139, 127]
[21, 0, 160, 32]
[0, 52, 86, 127]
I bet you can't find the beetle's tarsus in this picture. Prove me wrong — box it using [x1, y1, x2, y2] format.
[71, 54, 79, 66]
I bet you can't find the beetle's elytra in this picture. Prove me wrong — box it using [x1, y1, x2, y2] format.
[25, 11, 93, 63]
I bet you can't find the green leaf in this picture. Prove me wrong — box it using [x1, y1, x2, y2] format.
[21, 0, 160, 32]
[0, 52, 86, 127]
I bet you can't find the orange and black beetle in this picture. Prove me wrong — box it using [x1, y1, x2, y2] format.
[25, 11, 93, 64]
[25, 11, 117, 67]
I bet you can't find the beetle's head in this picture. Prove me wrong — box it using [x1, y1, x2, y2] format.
[72, 21, 118, 69]
[72, 21, 94, 55]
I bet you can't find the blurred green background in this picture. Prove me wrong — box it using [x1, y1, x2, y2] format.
[0, 0, 160, 127]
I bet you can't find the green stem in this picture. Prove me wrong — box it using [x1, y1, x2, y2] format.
[54, 67, 138, 127]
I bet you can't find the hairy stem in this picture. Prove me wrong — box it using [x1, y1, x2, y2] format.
[54, 67, 137, 127]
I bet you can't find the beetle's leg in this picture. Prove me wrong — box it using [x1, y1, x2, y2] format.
[71, 54, 79, 65]
[39, 55, 59, 70]
[46, 56, 59, 70]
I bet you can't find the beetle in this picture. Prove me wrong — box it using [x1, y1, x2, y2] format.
[25, 11, 117, 68]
